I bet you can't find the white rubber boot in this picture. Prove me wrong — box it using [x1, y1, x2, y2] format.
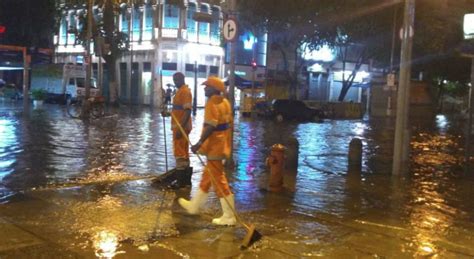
[212, 194, 237, 226]
[178, 189, 208, 215]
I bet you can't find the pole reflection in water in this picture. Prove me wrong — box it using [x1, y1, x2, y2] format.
[407, 116, 466, 257]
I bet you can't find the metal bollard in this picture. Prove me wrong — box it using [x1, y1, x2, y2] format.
[285, 137, 299, 173]
[266, 144, 286, 192]
[348, 138, 362, 173]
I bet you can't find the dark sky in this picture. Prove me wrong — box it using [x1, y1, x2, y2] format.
[0, 0, 56, 47]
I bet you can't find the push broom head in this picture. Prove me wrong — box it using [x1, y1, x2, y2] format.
[241, 224, 262, 249]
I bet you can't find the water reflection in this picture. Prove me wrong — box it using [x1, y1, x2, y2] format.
[3, 110, 56, 190]
[1, 103, 473, 257]
[0, 116, 17, 180]
[93, 230, 122, 258]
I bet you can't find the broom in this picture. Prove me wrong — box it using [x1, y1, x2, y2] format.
[170, 113, 262, 248]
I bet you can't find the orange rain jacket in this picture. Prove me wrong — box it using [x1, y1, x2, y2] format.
[171, 85, 192, 159]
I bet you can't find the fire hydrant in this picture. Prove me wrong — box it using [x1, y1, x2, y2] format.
[266, 144, 286, 192]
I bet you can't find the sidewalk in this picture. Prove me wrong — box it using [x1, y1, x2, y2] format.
[2, 174, 473, 258]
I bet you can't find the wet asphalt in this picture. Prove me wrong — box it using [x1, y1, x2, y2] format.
[0, 99, 473, 258]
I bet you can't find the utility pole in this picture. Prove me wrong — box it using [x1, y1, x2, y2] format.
[228, 0, 236, 111]
[226, 0, 237, 167]
[466, 59, 474, 173]
[129, 0, 134, 105]
[22, 48, 30, 111]
[392, 0, 415, 175]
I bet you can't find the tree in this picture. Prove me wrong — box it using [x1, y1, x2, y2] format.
[413, 0, 474, 83]
[239, 0, 474, 101]
[67, 0, 129, 104]
[238, 1, 328, 99]
[239, 0, 396, 101]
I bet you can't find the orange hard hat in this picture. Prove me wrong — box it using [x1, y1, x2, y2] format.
[202, 76, 225, 92]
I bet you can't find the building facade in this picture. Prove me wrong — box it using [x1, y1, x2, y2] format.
[54, 0, 225, 107]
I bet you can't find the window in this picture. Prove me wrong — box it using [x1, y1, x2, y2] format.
[143, 4, 153, 40]
[198, 65, 207, 73]
[198, 5, 210, 43]
[132, 7, 141, 41]
[75, 78, 97, 89]
[209, 66, 219, 75]
[121, 8, 129, 33]
[67, 12, 76, 45]
[185, 63, 195, 72]
[187, 3, 197, 41]
[163, 62, 177, 71]
[210, 7, 220, 45]
[143, 62, 151, 72]
[163, 2, 179, 29]
[60, 17, 67, 45]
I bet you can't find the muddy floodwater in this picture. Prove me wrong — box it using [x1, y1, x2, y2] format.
[0, 101, 473, 258]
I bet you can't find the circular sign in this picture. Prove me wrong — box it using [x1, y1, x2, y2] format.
[223, 19, 238, 42]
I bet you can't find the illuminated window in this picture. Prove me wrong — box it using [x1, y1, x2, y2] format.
[121, 8, 129, 33]
[132, 7, 141, 41]
[187, 3, 197, 42]
[210, 7, 220, 45]
[143, 4, 153, 40]
[164, 2, 180, 29]
[59, 17, 67, 45]
[198, 5, 210, 43]
[67, 11, 76, 45]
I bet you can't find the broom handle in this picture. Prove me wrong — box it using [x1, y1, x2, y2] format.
[170, 113, 250, 230]
[163, 115, 169, 172]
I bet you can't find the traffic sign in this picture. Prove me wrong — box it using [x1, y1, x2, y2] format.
[464, 13, 474, 40]
[223, 19, 238, 42]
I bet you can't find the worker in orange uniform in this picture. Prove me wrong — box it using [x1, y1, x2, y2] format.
[178, 76, 237, 226]
[159, 72, 193, 188]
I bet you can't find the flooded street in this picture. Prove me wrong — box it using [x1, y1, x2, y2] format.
[0, 101, 473, 258]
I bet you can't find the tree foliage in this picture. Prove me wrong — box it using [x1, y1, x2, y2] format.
[67, 0, 132, 104]
[239, 0, 474, 101]
[413, 0, 474, 83]
[239, 0, 396, 101]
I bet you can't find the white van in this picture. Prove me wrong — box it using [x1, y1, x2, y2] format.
[66, 77, 100, 100]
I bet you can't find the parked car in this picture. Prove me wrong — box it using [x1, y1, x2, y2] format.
[270, 99, 324, 122]
[0, 83, 23, 100]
